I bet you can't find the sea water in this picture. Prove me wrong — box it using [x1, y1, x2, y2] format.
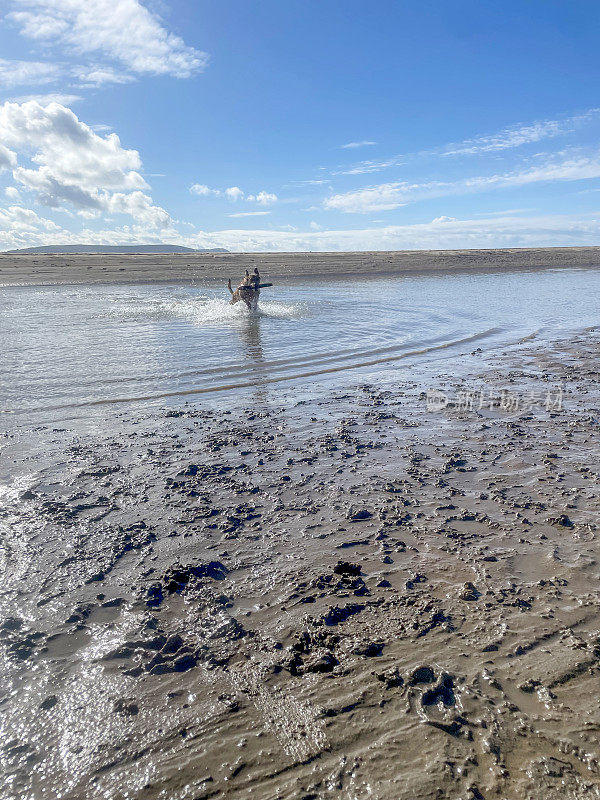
[1, 266, 599, 424]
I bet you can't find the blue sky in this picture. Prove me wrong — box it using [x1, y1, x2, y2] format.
[1, 0, 600, 251]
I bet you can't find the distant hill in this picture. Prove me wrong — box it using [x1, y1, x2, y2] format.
[4, 244, 229, 254]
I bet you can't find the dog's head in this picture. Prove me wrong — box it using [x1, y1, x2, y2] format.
[240, 267, 260, 289]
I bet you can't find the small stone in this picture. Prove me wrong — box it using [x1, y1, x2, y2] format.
[347, 508, 373, 522]
[459, 582, 480, 601]
[548, 514, 574, 528]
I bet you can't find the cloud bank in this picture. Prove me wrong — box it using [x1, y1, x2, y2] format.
[0, 100, 170, 227]
[3, 209, 600, 253]
[325, 152, 600, 212]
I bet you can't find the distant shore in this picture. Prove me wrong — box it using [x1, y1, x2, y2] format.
[1, 246, 600, 286]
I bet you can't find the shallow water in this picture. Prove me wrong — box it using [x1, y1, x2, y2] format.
[1, 267, 599, 422]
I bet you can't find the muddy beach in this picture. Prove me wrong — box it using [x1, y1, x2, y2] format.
[2, 247, 600, 288]
[1, 324, 600, 800]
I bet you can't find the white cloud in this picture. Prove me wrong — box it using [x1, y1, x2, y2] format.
[190, 184, 277, 204]
[334, 157, 400, 176]
[0, 204, 62, 250]
[71, 65, 135, 87]
[5, 186, 20, 199]
[228, 211, 270, 217]
[8, 0, 208, 78]
[246, 190, 277, 205]
[0, 143, 18, 169]
[3, 204, 61, 230]
[325, 182, 411, 212]
[224, 186, 244, 201]
[341, 140, 377, 149]
[190, 183, 212, 196]
[325, 152, 600, 212]
[106, 190, 171, 228]
[7, 92, 82, 105]
[442, 109, 600, 156]
[293, 179, 330, 186]
[0, 100, 171, 228]
[474, 154, 600, 187]
[474, 208, 534, 217]
[0, 58, 62, 88]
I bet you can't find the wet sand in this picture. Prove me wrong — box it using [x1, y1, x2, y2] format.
[1, 245, 600, 286]
[2, 325, 600, 799]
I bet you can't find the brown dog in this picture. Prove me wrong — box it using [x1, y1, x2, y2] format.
[228, 268, 261, 310]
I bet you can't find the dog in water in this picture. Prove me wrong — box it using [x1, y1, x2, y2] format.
[228, 268, 261, 311]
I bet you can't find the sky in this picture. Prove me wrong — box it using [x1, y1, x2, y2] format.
[1, 0, 600, 252]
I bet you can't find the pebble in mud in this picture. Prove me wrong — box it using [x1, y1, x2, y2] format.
[459, 582, 480, 601]
[547, 513, 574, 528]
[375, 666, 404, 689]
[346, 508, 373, 522]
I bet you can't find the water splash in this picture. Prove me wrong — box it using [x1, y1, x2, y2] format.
[106, 294, 306, 326]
